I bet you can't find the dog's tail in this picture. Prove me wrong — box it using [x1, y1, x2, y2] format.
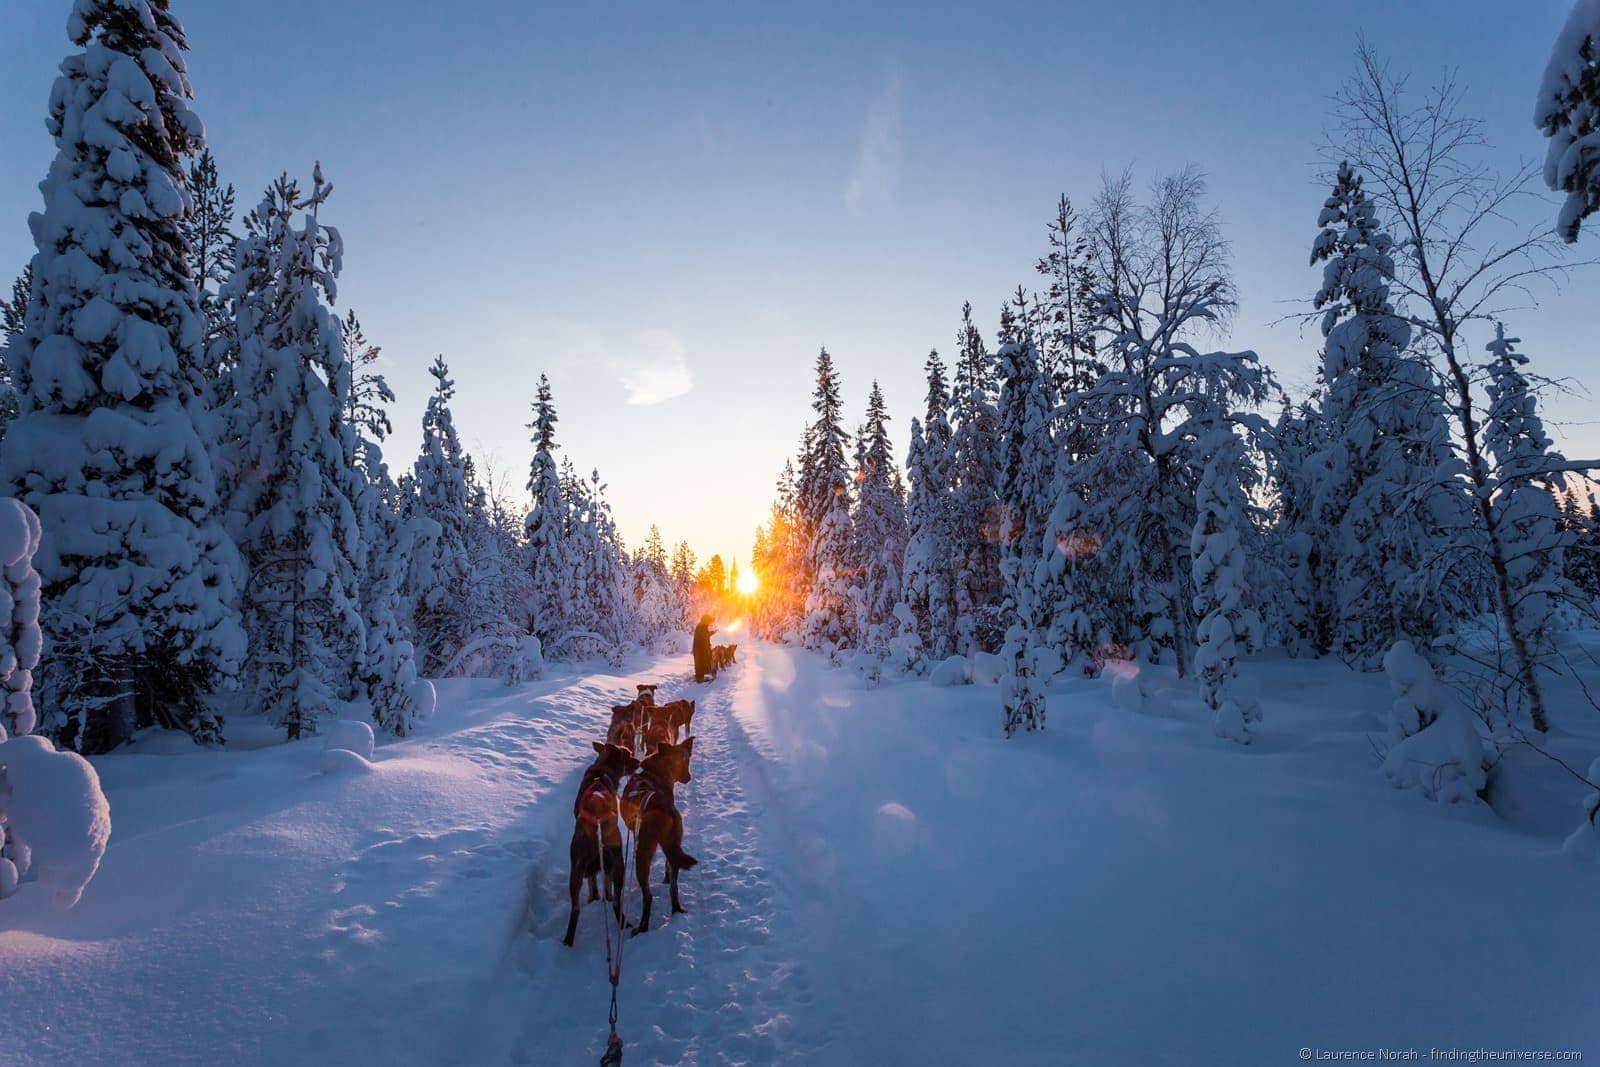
[665, 842, 698, 870]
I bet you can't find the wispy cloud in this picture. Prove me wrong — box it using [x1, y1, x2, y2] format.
[482, 313, 693, 406]
[617, 329, 693, 406]
[845, 67, 903, 215]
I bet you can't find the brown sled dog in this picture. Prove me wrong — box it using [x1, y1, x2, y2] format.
[563, 742, 641, 947]
[620, 737, 697, 935]
[606, 703, 641, 751]
[640, 699, 695, 751]
[641, 702, 674, 753]
[662, 698, 695, 742]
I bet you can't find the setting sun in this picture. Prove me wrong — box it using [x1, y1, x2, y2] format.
[736, 569, 760, 596]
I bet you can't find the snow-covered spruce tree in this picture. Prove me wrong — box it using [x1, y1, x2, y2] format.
[1268, 397, 1329, 655]
[1055, 168, 1272, 675]
[999, 575, 1047, 736]
[334, 318, 434, 735]
[995, 294, 1059, 734]
[0, 496, 110, 908]
[798, 349, 855, 652]
[1481, 325, 1581, 715]
[564, 468, 633, 663]
[995, 292, 1058, 589]
[901, 351, 956, 658]
[632, 525, 680, 652]
[1192, 432, 1264, 743]
[850, 381, 907, 654]
[1335, 50, 1592, 731]
[947, 303, 1004, 653]
[525, 374, 571, 646]
[806, 498, 854, 654]
[1537, 1, 1600, 242]
[222, 166, 364, 741]
[360, 471, 437, 736]
[669, 539, 698, 627]
[411, 355, 477, 673]
[1, 1, 246, 752]
[1305, 162, 1462, 665]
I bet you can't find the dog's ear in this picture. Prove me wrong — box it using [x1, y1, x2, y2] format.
[592, 740, 606, 754]
[683, 736, 695, 753]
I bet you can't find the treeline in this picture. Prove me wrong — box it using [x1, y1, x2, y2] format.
[0, 2, 729, 753]
[750, 43, 1600, 749]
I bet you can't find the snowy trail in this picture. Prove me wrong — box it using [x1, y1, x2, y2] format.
[464, 652, 847, 1065]
[7, 639, 1597, 1065]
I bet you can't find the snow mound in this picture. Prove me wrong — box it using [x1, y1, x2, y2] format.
[507, 634, 544, 684]
[970, 652, 1006, 686]
[407, 679, 438, 722]
[323, 720, 375, 762]
[873, 801, 918, 855]
[928, 655, 971, 687]
[844, 651, 882, 685]
[319, 747, 374, 776]
[0, 733, 111, 908]
[1380, 642, 1484, 803]
[1111, 668, 1145, 712]
[1562, 756, 1600, 860]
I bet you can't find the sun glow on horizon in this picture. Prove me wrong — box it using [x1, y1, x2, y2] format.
[737, 569, 760, 596]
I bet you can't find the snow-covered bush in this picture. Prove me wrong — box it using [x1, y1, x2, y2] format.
[844, 651, 882, 686]
[323, 719, 376, 762]
[928, 655, 971, 687]
[1562, 756, 1600, 860]
[504, 634, 544, 685]
[319, 719, 377, 775]
[1380, 641, 1485, 803]
[0, 499, 109, 908]
[1192, 439, 1263, 744]
[1111, 668, 1146, 713]
[0, 734, 112, 907]
[885, 603, 927, 676]
[971, 652, 1007, 686]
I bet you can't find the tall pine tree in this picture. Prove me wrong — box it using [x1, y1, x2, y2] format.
[1, 1, 245, 751]
[222, 166, 364, 740]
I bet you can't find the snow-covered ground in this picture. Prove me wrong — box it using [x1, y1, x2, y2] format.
[2, 641, 1597, 1065]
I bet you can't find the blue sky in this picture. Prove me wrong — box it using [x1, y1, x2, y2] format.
[2, 0, 1594, 564]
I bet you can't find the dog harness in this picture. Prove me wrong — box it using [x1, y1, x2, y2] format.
[577, 771, 622, 829]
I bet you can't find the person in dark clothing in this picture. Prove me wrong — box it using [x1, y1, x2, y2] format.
[692, 614, 717, 682]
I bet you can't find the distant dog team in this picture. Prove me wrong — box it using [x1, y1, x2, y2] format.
[563, 619, 752, 946]
[565, 686, 699, 946]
